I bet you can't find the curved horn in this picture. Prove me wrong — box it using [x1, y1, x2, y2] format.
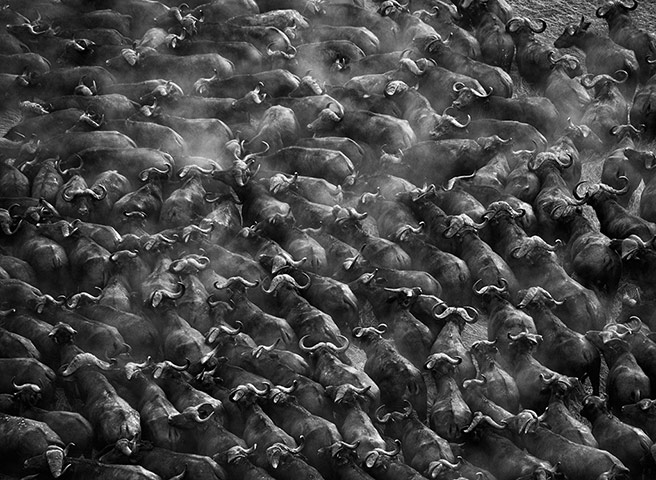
[12, 379, 41, 393]
[365, 440, 402, 468]
[600, 175, 629, 196]
[277, 379, 298, 394]
[465, 412, 507, 433]
[429, 458, 463, 478]
[261, 275, 291, 294]
[169, 259, 188, 274]
[66, 291, 101, 309]
[226, 444, 257, 462]
[452, 81, 467, 93]
[373, 323, 388, 335]
[461, 306, 479, 323]
[340, 440, 360, 450]
[123, 210, 147, 219]
[424, 352, 462, 370]
[375, 404, 392, 423]
[541, 289, 565, 306]
[463, 412, 491, 433]
[573, 180, 592, 200]
[399, 57, 426, 76]
[432, 304, 453, 319]
[217, 322, 243, 337]
[505, 17, 523, 33]
[150, 283, 184, 308]
[179, 164, 215, 178]
[61, 186, 78, 202]
[43, 294, 66, 307]
[623, 0, 638, 10]
[298, 335, 323, 353]
[540, 372, 559, 386]
[139, 164, 172, 182]
[192, 406, 215, 423]
[282, 436, 305, 454]
[508, 331, 527, 342]
[165, 359, 191, 372]
[90, 184, 107, 200]
[580, 73, 597, 89]
[187, 256, 210, 270]
[472, 278, 508, 296]
[529, 18, 547, 33]
[215, 276, 259, 290]
[247, 382, 271, 396]
[473, 86, 493, 98]
[462, 376, 487, 389]
[612, 69, 629, 83]
[447, 113, 472, 129]
[329, 335, 350, 353]
[295, 271, 311, 290]
[109, 249, 138, 262]
[557, 152, 573, 169]
[252, 338, 280, 358]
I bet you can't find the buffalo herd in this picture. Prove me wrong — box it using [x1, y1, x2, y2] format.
[2, 0, 656, 479]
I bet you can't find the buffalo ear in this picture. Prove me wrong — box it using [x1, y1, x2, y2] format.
[197, 403, 214, 418]
[579, 16, 591, 30]
[167, 413, 192, 429]
[623, 148, 639, 163]
[608, 238, 622, 252]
